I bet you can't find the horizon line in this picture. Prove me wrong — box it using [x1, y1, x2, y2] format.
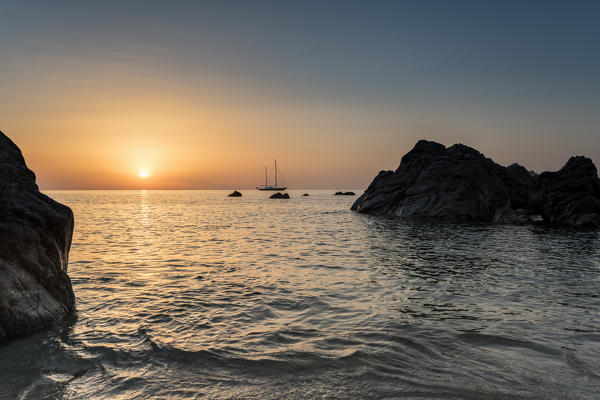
[41, 188, 365, 191]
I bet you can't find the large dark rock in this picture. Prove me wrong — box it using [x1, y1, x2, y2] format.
[352, 140, 532, 223]
[269, 192, 289, 199]
[352, 140, 600, 228]
[0, 131, 75, 339]
[227, 190, 242, 197]
[532, 156, 600, 228]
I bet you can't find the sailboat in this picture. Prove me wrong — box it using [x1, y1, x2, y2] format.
[256, 159, 287, 191]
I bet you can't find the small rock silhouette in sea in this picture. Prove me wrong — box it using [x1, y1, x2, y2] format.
[270, 192, 290, 199]
[228, 190, 242, 197]
[335, 191, 355, 196]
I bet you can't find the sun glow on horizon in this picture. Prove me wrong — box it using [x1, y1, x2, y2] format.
[138, 169, 150, 179]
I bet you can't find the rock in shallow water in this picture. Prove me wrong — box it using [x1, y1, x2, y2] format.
[227, 190, 242, 197]
[0, 131, 75, 339]
[269, 192, 289, 199]
[352, 140, 600, 228]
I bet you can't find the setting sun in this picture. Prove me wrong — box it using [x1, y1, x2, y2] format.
[138, 169, 150, 179]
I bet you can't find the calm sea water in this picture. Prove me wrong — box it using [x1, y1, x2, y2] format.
[1, 190, 599, 399]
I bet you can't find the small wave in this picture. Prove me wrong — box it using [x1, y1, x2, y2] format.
[19, 374, 73, 400]
[124, 280, 147, 287]
[146, 313, 173, 324]
[457, 333, 558, 356]
[95, 277, 115, 283]
[563, 350, 600, 378]
[357, 332, 440, 359]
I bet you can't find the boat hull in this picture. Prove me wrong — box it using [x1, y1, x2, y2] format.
[257, 187, 287, 191]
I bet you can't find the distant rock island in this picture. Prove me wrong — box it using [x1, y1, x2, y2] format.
[352, 140, 600, 228]
[335, 191, 355, 196]
[228, 190, 242, 197]
[270, 192, 289, 199]
[0, 131, 75, 339]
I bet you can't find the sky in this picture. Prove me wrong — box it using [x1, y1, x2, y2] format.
[1, 0, 599, 189]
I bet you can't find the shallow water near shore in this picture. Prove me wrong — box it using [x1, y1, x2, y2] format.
[1, 190, 599, 399]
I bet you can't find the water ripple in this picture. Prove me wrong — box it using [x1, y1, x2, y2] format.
[1, 190, 599, 399]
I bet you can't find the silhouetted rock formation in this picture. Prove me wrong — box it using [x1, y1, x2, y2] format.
[228, 190, 242, 197]
[269, 192, 289, 199]
[302, 193, 310, 196]
[335, 191, 355, 196]
[0, 131, 75, 339]
[352, 140, 600, 228]
[532, 156, 600, 228]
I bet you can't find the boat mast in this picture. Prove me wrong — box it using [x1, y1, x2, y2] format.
[275, 159, 278, 188]
[265, 166, 268, 187]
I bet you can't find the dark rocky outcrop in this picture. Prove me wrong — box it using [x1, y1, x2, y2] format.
[335, 192, 355, 196]
[269, 192, 289, 199]
[227, 190, 242, 197]
[352, 140, 600, 228]
[532, 156, 600, 228]
[0, 131, 75, 339]
[302, 193, 310, 196]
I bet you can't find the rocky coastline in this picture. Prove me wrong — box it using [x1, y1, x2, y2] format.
[352, 140, 600, 228]
[0, 131, 75, 339]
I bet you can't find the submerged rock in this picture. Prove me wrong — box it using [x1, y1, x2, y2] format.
[352, 140, 600, 228]
[0, 131, 75, 339]
[335, 191, 355, 196]
[269, 192, 289, 199]
[227, 190, 242, 197]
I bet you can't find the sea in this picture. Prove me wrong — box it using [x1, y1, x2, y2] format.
[1, 190, 599, 399]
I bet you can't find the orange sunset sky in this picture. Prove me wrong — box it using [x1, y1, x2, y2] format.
[1, 2, 598, 189]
